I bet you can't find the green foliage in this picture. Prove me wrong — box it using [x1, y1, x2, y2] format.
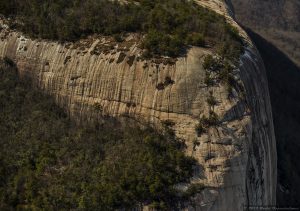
[164, 76, 175, 86]
[113, 34, 124, 43]
[195, 111, 219, 136]
[195, 121, 206, 137]
[206, 92, 218, 108]
[182, 183, 205, 199]
[161, 119, 177, 139]
[219, 61, 234, 82]
[162, 119, 176, 128]
[0, 0, 243, 58]
[218, 61, 235, 97]
[203, 54, 237, 98]
[0, 61, 196, 210]
[203, 55, 214, 70]
[93, 102, 103, 112]
[204, 71, 214, 87]
[203, 55, 221, 71]
[187, 33, 205, 47]
[207, 111, 219, 126]
[143, 30, 183, 57]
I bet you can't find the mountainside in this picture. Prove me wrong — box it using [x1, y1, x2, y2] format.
[230, 0, 300, 67]
[0, 0, 277, 210]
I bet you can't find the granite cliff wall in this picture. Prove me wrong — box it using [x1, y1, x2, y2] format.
[0, 0, 276, 210]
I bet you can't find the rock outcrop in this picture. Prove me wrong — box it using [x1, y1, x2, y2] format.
[0, 0, 276, 210]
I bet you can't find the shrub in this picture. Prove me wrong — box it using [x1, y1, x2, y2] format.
[183, 183, 205, 199]
[93, 102, 103, 112]
[164, 76, 175, 86]
[143, 31, 183, 57]
[203, 55, 221, 71]
[216, 61, 236, 98]
[156, 82, 165, 90]
[195, 112, 219, 137]
[204, 72, 214, 87]
[203, 55, 214, 70]
[198, 112, 219, 129]
[3, 56, 14, 67]
[208, 111, 219, 126]
[195, 121, 206, 137]
[187, 33, 205, 47]
[162, 119, 175, 128]
[206, 93, 218, 108]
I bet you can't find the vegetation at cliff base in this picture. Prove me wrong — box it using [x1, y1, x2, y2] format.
[0, 59, 196, 210]
[0, 0, 243, 58]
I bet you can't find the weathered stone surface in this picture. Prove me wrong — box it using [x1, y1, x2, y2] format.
[0, 1, 276, 210]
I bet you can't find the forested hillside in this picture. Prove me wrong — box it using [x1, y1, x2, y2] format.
[0, 0, 242, 58]
[231, 0, 300, 66]
[0, 59, 198, 210]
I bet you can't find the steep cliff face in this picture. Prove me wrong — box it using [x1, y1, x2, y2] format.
[0, 0, 276, 210]
[228, 0, 300, 205]
[242, 26, 300, 207]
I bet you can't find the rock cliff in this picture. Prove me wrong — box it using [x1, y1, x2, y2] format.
[0, 0, 276, 210]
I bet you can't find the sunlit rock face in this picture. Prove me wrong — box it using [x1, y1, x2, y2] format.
[0, 0, 276, 210]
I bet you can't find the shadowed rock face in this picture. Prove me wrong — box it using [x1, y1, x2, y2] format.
[0, 1, 276, 210]
[245, 28, 300, 207]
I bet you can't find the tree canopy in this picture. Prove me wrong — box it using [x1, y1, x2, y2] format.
[0, 0, 243, 58]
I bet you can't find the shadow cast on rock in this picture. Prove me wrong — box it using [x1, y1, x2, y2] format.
[244, 27, 300, 206]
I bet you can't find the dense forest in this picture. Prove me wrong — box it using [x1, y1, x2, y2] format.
[0, 59, 198, 210]
[0, 0, 243, 58]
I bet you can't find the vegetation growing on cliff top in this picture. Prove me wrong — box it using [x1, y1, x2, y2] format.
[0, 59, 196, 210]
[0, 0, 243, 58]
